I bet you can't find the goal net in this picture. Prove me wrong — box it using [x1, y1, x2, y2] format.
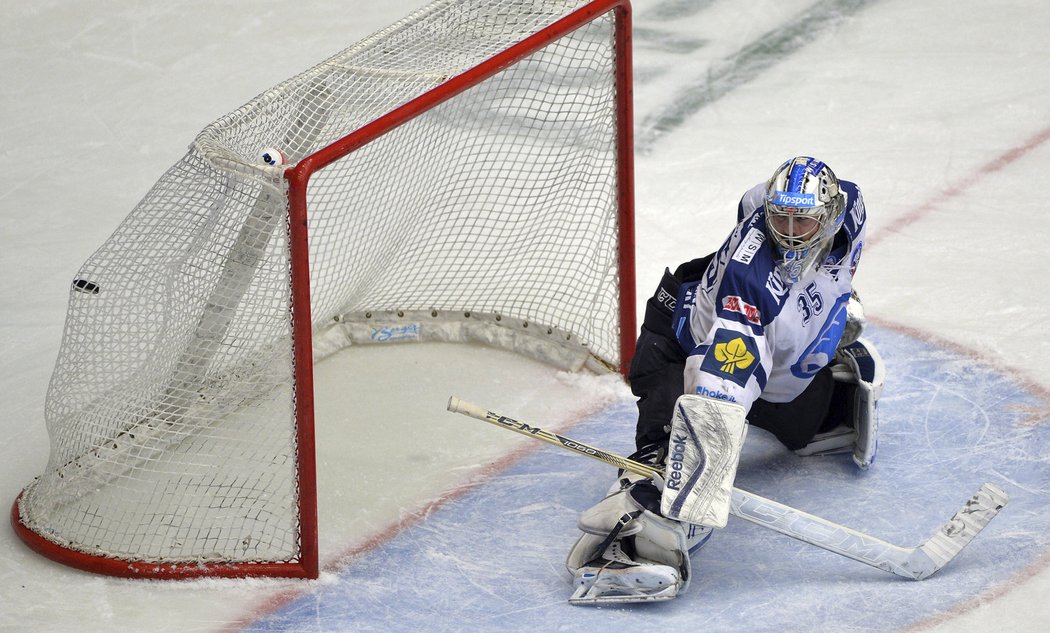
[13, 0, 634, 579]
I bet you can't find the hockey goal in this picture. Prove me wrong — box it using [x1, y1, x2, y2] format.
[12, 0, 634, 579]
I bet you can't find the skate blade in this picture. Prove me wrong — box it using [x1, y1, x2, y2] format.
[568, 566, 681, 605]
[568, 582, 678, 605]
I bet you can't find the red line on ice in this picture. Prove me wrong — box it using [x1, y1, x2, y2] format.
[867, 124, 1050, 247]
[219, 408, 599, 632]
[867, 123, 1050, 631]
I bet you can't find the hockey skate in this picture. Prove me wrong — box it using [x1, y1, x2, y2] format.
[570, 538, 682, 604]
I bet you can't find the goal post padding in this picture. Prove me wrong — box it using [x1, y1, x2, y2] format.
[13, 0, 634, 579]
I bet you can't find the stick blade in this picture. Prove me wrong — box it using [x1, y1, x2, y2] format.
[912, 483, 1009, 579]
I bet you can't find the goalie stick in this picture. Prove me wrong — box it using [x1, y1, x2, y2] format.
[446, 396, 1008, 581]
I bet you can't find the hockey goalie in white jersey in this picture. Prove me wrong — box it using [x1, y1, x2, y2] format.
[567, 156, 886, 604]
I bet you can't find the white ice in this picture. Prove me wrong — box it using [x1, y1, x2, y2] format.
[1, 0, 1049, 631]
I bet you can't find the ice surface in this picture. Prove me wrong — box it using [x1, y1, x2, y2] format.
[2, 0, 1049, 631]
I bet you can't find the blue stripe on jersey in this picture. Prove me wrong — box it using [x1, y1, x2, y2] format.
[674, 279, 704, 352]
[790, 291, 851, 379]
[839, 180, 864, 240]
[754, 362, 768, 391]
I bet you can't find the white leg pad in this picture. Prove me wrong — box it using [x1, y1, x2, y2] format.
[798, 338, 885, 468]
[566, 480, 708, 604]
[839, 338, 884, 469]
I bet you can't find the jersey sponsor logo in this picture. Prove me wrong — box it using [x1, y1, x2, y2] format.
[731, 227, 765, 265]
[765, 267, 790, 301]
[722, 295, 761, 325]
[771, 191, 816, 207]
[695, 385, 737, 402]
[714, 339, 755, 374]
[700, 328, 760, 387]
[850, 194, 866, 227]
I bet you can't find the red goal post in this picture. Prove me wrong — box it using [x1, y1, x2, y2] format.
[13, 0, 635, 580]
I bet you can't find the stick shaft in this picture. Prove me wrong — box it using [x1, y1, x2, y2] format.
[445, 396, 1007, 580]
[446, 396, 658, 478]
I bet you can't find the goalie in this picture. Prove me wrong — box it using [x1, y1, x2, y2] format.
[568, 156, 886, 604]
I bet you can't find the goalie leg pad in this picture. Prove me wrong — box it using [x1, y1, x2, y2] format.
[567, 480, 709, 605]
[840, 337, 884, 469]
[796, 337, 885, 469]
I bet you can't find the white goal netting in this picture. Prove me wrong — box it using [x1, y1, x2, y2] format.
[16, 0, 630, 575]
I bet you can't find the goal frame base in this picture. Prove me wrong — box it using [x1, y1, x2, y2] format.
[11, 492, 316, 579]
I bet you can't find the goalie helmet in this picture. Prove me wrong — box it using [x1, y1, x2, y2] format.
[764, 156, 846, 282]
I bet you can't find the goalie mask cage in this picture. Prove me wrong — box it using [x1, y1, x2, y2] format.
[11, 0, 635, 579]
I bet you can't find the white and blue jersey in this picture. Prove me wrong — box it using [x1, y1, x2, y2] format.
[672, 180, 866, 411]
